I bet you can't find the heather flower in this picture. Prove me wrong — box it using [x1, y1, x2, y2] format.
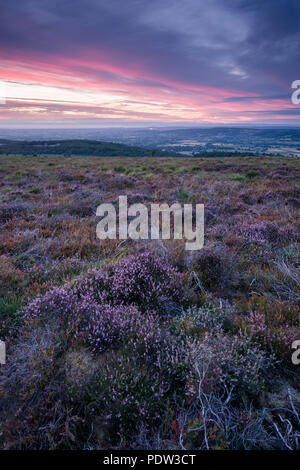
[73, 303, 160, 355]
[0, 203, 27, 223]
[22, 285, 78, 322]
[110, 252, 184, 306]
[173, 303, 229, 336]
[68, 201, 94, 217]
[238, 220, 299, 244]
[74, 251, 185, 309]
[186, 331, 272, 396]
[87, 353, 169, 434]
[2, 155, 300, 451]
[22, 252, 187, 373]
[240, 311, 300, 360]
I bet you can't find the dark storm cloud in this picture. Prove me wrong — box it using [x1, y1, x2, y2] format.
[1, 0, 299, 97]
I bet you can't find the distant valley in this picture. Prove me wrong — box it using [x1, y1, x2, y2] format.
[0, 127, 300, 157]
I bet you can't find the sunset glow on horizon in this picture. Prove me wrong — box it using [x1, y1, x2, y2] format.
[1, 1, 300, 127]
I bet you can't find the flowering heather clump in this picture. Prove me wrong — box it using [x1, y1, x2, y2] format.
[0, 203, 28, 223]
[238, 190, 258, 205]
[23, 283, 187, 367]
[240, 220, 280, 243]
[86, 353, 170, 434]
[124, 192, 152, 204]
[111, 174, 136, 189]
[208, 223, 230, 240]
[25, 257, 86, 284]
[74, 251, 184, 309]
[80, 330, 188, 437]
[239, 220, 298, 244]
[67, 201, 94, 217]
[73, 303, 160, 355]
[193, 248, 224, 287]
[186, 331, 272, 396]
[22, 252, 186, 362]
[23, 285, 79, 322]
[58, 171, 73, 182]
[238, 311, 300, 361]
[192, 247, 235, 292]
[174, 303, 229, 336]
[1, 156, 300, 450]
[110, 251, 184, 307]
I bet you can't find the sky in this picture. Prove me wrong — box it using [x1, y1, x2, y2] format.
[0, 0, 300, 127]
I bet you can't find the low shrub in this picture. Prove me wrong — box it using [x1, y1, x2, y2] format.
[68, 201, 94, 217]
[74, 251, 185, 310]
[86, 353, 169, 438]
[186, 331, 272, 397]
[192, 247, 236, 293]
[239, 220, 298, 244]
[173, 303, 231, 337]
[0, 203, 26, 223]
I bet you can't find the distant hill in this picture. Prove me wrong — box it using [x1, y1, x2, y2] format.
[0, 139, 181, 157]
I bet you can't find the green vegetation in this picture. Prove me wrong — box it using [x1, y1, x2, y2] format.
[0, 154, 299, 450]
[0, 139, 180, 158]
